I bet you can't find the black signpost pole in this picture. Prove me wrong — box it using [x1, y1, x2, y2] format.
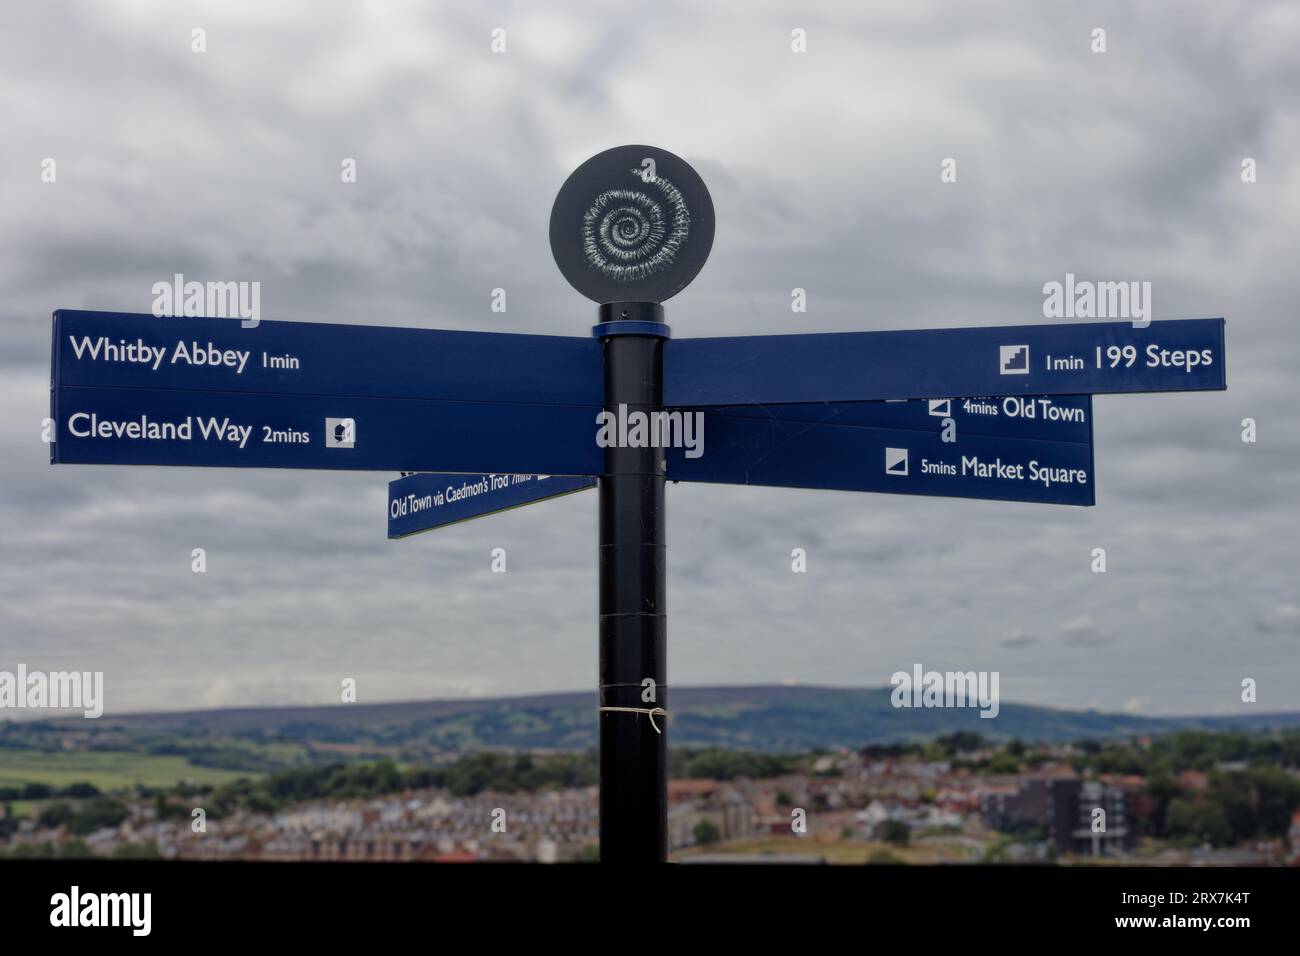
[550, 146, 713, 861]
[597, 301, 669, 863]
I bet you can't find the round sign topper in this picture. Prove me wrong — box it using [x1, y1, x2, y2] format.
[550, 145, 714, 304]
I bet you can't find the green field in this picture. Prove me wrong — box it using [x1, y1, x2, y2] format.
[0, 751, 256, 792]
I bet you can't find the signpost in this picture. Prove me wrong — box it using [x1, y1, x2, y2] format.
[665, 318, 1225, 405]
[53, 309, 603, 403]
[669, 412, 1095, 505]
[683, 394, 1093, 442]
[549, 145, 717, 863]
[53, 386, 603, 474]
[51, 310, 604, 475]
[665, 396, 1095, 504]
[49, 143, 1227, 865]
[389, 473, 596, 538]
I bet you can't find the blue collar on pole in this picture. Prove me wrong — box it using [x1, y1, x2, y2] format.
[592, 319, 671, 338]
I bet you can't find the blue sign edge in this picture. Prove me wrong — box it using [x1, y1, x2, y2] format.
[50, 308, 606, 406]
[667, 414, 1098, 506]
[662, 317, 1227, 405]
[387, 475, 597, 539]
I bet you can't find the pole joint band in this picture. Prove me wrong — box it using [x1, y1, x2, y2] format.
[597, 705, 669, 734]
[593, 301, 670, 339]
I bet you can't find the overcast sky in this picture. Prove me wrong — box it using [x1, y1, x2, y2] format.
[1, 1, 1297, 719]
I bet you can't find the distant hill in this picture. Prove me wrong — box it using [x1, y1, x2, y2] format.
[67, 685, 1300, 753]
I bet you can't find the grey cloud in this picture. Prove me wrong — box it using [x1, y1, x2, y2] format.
[2, 1, 1298, 716]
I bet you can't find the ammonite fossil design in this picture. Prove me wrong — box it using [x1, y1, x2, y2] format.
[550, 145, 713, 303]
[581, 171, 691, 283]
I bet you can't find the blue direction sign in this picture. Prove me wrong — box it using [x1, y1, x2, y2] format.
[389, 472, 596, 538]
[667, 411, 1094, 506]
[664, 318, 1225, 406]
[51, 386, 602, 474]
[688, 394, 1092, 444]
[52, 310, 603, 404]
[50, 309, 606, 474]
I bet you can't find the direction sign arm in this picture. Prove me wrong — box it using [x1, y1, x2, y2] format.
[663, 318, 1226, 406]
[667, 407, 1096, 506]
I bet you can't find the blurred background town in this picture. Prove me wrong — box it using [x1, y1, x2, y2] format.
[3, 685, 1298, 865]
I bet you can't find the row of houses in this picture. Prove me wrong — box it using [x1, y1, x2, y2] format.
[8, 749, 1298, 863]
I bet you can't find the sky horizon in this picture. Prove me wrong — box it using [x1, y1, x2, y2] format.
[6, 679, 1300, 725]
[3, 1, 1298, 720]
